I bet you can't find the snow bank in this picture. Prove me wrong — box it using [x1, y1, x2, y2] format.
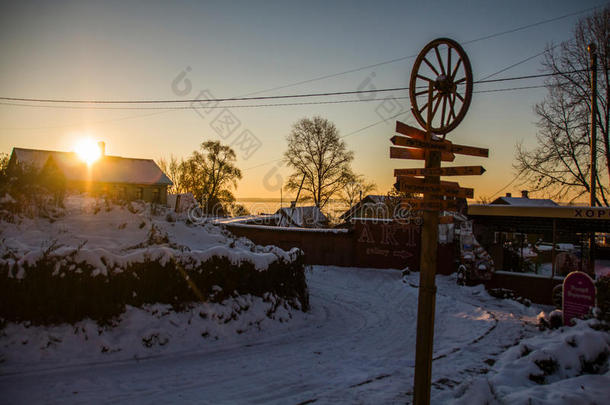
[452, 320, 610, 404]
[0, 294, 305, 373]
[0, 195, 300, 277]
[0, 195, 308, 324]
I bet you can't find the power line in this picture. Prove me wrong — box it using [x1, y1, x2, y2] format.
[0, 68, 596, 107]
[0, 83, 554, 112]
[242, 110, 413, 172]
[462, 5, 601, 45]
[236, 3, 603, 97]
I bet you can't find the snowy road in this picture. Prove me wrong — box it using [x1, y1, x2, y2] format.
[0, 266, 537, 404]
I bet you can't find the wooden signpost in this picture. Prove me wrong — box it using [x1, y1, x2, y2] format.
[390, 146, 455, 162]
[401, 198, 459, 211]
[394, 166, 486, 177]
[388, 38, 488, 405]
[391, 133, 488, 158]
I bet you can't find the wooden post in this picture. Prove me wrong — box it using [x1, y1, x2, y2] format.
[588, 43, 597, 275]
[413, 83, 440, 405]
[551, 219, 556, 278]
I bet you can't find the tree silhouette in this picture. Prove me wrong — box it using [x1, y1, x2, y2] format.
[284, 117, 354, 209]
[514, 6, 609, 204]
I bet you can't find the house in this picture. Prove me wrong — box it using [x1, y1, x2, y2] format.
[490, 190, 558, 207]
[8, 144, 173, 204]
[275, 206, 328, 228]
[340, 195, 392, 223]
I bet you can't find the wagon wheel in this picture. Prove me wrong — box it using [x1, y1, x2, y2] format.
[409, 38, 473, 135]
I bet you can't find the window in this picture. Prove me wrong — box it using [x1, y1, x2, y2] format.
[136, 187, 143, 200]
[152, 188, 160, 203]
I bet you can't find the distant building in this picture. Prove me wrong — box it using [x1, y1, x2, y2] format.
[275, 206, 329, 228]
[8, 144, 172, 204]
[490, 190, 558, 207]
[339, 195, 393, 223]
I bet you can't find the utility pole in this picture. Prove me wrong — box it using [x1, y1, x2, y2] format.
[588, 42, 597, 275]
[589, 42, 597, 207]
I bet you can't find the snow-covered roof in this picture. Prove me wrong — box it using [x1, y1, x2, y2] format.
[340, 195, 391, 220]
[276, 206, 328, 228]
[11, 148, 172, 186]
[490, 196, 558, 207]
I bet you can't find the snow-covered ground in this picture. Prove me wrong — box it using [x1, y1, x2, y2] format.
[1, 266, 607, 404]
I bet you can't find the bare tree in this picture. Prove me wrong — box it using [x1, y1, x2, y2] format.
[284, 117, 354, 209]
[514, 6, 609, 204]
[340, 173, 376, 207]
[156, 155, 184, 194]
[181, 141, 242, 213]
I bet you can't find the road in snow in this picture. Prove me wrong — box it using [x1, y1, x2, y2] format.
[0, 266, 540, 404]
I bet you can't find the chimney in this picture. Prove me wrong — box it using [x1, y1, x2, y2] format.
[521, 190, 529, 198]
[98, 141, 105, 157]
[505, 192, 512, 198]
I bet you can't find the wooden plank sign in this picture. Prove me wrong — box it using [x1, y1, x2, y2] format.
[394, 166, 486, 177]
[391, 135, 488, 158]
[395, 175, 459, 188]
[395, 121, 429, 141]
[390, 146, 455, 162]
[401, 198, 458, 211]
[397, 182, 474, 199]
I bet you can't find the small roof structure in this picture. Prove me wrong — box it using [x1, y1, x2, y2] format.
[340, 195, 392, 222]
[275, 206, 328, 228]
[490, 191, 557, 207]
[10, 147, 172, 186]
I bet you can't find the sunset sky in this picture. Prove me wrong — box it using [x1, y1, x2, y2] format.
[0, 0, 604, 200]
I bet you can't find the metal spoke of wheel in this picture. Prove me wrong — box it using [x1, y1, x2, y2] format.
[451, 59, 462, 80]
[431, 93, 443, 120]
[423, 58, 440, 77]
[448, 93, 457, 119]
[447, 47, 452, 79]
[419, 92, 440, 114]
[440, 95, 447, 129]
[434, 46, 446, 76]
[417, 74, 434, 83]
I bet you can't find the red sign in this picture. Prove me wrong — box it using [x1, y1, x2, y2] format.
[563, 271, 596, 325]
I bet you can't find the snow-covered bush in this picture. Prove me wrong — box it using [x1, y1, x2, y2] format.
[0, 195, 309, 325]
[0, 248, 307, 325]
[452, 319, 610, 404]
[595, 275, 610, 322]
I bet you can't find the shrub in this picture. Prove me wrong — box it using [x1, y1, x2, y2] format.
[595, 275, 610, 322]
[0, 251, 308, 325]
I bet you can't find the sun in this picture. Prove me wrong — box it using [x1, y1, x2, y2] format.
[74, 139, 102, 165]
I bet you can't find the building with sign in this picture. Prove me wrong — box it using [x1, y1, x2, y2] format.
[468, 202, 610, 304]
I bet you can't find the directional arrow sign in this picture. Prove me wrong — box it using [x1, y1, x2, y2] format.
[395, 175, 460, 189]
[391, 135, 489, 158]
[401, 198, 459, 211]
[394, 166, 486, 177]
[397, 182, 474, 199]
[390, 146, 455, 162]
[395, 121, 429, 141]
